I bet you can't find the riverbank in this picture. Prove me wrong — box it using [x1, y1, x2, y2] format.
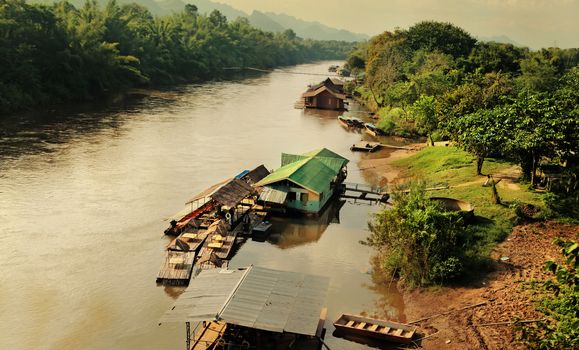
[404, 221, 577, 349]
[357, 143, 578, 348]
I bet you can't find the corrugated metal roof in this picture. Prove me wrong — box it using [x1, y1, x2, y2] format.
[258, 187, 288, 204]
[159, 268, 244, 323]
[160, 266, 329, 336]
[256, 148, 348, 194]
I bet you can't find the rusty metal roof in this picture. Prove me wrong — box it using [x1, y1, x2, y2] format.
[187, 178, 254, 208]
[160, 266, 329, 336]
[241, 164, 270, 185]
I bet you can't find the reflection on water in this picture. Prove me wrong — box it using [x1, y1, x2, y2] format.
[0, 62, 405, 350]
[267, 199, 345, 249]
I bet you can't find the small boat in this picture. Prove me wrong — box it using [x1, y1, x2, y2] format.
[350, 141, 381, 152]
[252, 221, 272, 240]
[364, 123, 382, 137]
[338, 115, 351, 128]
[164, 201, 215, 236]
[333, 314, 416, 344]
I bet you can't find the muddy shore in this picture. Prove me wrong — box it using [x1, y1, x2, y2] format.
[357, 146, 578, 349]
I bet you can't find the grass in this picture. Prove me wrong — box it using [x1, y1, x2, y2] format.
[391, 146, 546, 277]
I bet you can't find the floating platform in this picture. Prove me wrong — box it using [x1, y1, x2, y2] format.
[350, 141, 381, 152]
[156, 250, 196, 286]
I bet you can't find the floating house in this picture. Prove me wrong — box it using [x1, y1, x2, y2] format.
[302, 77, 346, 110]
[160, 265, 329, 350]
[255, 148, 348, 214]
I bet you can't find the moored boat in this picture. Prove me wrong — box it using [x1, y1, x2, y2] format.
[338, 115, 351, 128]
[333, 314, 416, 344]
[364, 123, 382, 137]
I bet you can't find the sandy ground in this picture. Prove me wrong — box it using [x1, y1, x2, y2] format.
[357, 145, 579, 349]
[404, 222, 578, 350]
[357, 145, 422, 186]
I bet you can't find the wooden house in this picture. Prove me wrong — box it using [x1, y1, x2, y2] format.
[255, 148, 348, 214]
[302, 78, 346, 110]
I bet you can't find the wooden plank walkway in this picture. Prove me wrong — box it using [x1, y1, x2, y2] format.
[156, 250, 196, 286]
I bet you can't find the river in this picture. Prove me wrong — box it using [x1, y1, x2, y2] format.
[0, 61, 405, 350]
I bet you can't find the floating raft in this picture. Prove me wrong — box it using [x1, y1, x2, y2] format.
[156, 250, 196, 286]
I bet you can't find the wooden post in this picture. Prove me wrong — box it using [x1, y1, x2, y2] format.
[186, 322, 190, 350]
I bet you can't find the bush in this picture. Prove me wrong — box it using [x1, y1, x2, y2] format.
[365, 181, 465, 287]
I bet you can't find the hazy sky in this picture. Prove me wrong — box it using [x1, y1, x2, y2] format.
[218, 0, 579, 49]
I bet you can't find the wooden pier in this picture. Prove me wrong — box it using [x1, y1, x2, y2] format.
[340, 182, 389, 204]
[156, 251, 196, 286]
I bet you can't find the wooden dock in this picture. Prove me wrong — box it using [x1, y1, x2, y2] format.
[156, 250, 196, 286]
[341, 182, 389, 204]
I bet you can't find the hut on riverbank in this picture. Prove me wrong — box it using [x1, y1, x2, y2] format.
[255, 148, 348, 214]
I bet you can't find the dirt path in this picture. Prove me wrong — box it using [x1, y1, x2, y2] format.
[403, 222, 578, 349]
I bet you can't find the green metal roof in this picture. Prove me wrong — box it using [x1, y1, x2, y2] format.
[256, 148, 349, 194]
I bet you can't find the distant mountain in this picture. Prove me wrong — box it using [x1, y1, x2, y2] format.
[478, 35, 524, 47]
[188, 0, 246, 20]
[248, 11, 286, 33]
[171, 0, 368, 42]
[263, 11, 369, 42]
[37, 0, 367, 42]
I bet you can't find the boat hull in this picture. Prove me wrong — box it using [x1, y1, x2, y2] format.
[333, 314, 415, 344]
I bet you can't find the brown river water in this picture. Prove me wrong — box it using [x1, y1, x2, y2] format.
[0, 61, 405, 350]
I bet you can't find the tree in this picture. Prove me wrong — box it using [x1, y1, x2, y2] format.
[404, 21, 477, 59]
[450, 108, 507, 175]
[411, 95, 438, 146]
[466, 41, 526, 74]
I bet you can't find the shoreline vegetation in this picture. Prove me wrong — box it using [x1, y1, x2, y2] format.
[359, 144, 578, 349]
[0, 0, 354, 115]
[348, 20, 578, 349]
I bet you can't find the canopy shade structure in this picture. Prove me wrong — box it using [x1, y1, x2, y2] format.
[160, 266, 329, 336]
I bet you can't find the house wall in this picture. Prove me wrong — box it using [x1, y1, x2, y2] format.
[312, 90, 343, 110]
[285, 185, 335, 213]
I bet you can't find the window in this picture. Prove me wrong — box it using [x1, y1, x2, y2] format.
[300, 193, 309, 203]
[288, 192, 296, 201]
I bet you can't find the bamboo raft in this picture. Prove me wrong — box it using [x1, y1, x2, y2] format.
[156, 250, 196, 286]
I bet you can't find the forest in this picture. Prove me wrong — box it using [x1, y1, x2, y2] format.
[0, 0, 353, 113]
[347, 21, 579, 188]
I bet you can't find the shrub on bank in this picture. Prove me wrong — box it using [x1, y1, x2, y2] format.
[365, 182, 465, 287]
